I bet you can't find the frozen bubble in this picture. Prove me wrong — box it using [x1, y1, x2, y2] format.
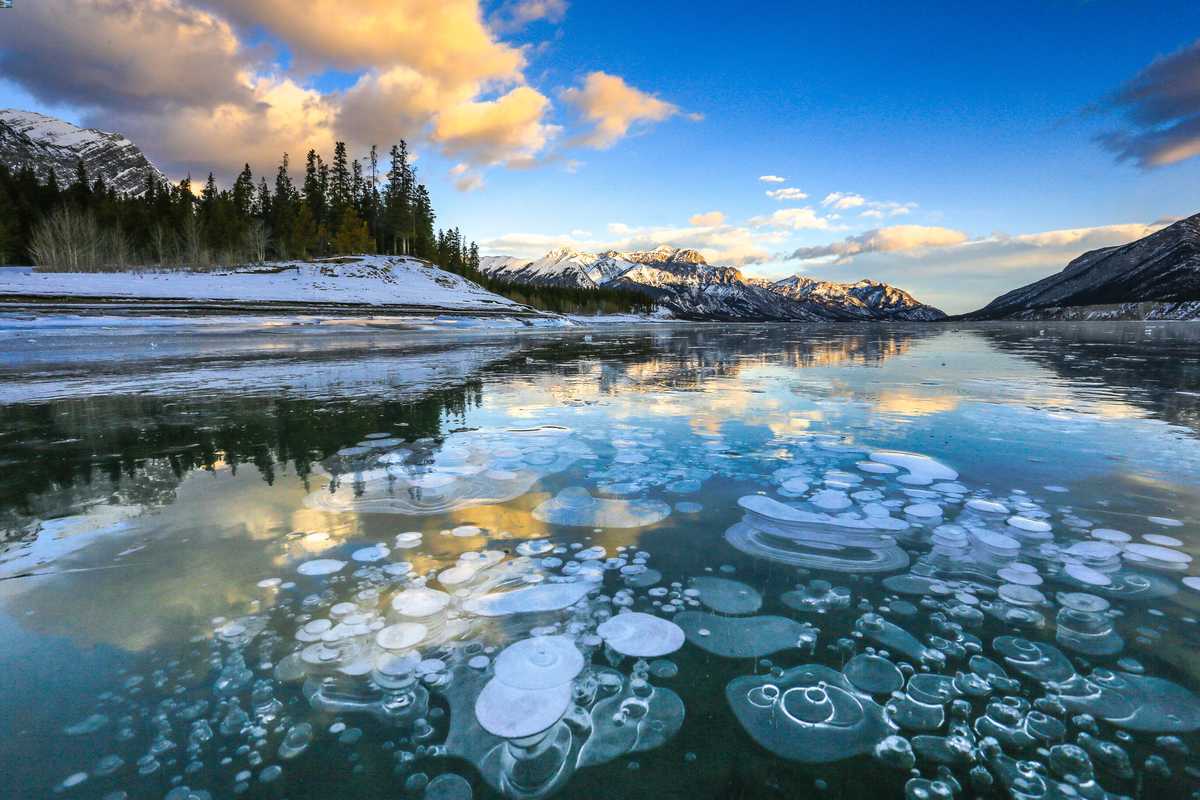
[869, 451, 958, 482]
[1007, 516, 1051, 533]
[966, 499, 1008, 514]
[727, 495, 909, 573]
[1148, 516, 1183, 527]
[997, 583, 1046, 606]
[351, 544, 390, 563]
[780, 477, 811, 493]
[857, 461, 898, 475]
[1061, 671, 1200, 733]
[688, 577, 763, 615]
[904, 503, 943, 519]
[781, 580, 851, 613]
[515, 539, 554, 556]
[64, 713, 108, 736]
[1092, 528, 1131, 543]
[649, 659, 679, 679]
[811, 489, 852, 511]
[597, 612, 685, 657]
[992, 637, 1075, 684]
[376, 623, 428, 651]
[462, 580, 596, 617]
[1125, 543, 1191, 566]
[726, 664, 890, 763]
[1183, 577, 1200, 592]
[997, 567, 1043, 586]
[278, 722, 314, 760]
[395, 531, 424, 548]
[1064, 563, 1112, 587]
[493, 636, 583, 689]
[843, 654, 903, 695]
[676, 612, 811, 658]
[391, 587, 451, 618]
[1144, 533, 1183, 547]
[533, 487, 671, 529]
[424, 773, 473, 800]
[257, 578, 282, 589]
[297, 559, 346, 576]
[474, 678, 571, 739]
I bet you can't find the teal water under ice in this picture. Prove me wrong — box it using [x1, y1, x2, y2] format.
[1, 321, 1199, 799]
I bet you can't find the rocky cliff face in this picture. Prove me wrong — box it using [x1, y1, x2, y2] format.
[480, 246, 945, 321]
[968, 213, 1200, 319]
[0, 109, 166, 195]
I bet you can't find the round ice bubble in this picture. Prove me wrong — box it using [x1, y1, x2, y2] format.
[533, 487, 671, 529]
[296, 559, 346, 576]
[376, 623, 428, 651]
[675, 612, 812, 659]
[463, 580, 597, 617]
[473, 678, 572, 739]
[688, 577, 763, 615]
[391, 587, 451, 618]
[726, 664, 889, 763]
[493, 636, 583, 690]
[596, 612, 685, 657]
[843, 654, 904, 695]
[1007, 516, 1052, 534]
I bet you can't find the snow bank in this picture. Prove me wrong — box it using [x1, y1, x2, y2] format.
[0, 256, 524, 311]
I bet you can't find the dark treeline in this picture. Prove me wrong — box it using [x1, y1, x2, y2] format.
[0, 141, 656, 314]
[0, 141, 437, 270]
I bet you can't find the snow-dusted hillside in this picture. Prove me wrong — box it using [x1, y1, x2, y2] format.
[0, 109, 165, 195]
[968, 212, 1200, 319]
[0, 256, 557, 319]
[481, 245, 945, 321]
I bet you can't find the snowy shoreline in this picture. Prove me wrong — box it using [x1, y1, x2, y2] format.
[0, 257, 686, 330]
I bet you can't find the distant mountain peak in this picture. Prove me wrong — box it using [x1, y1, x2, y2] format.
[623, 246, 708, 265]
[479, 248, 944, 321]
[968, 212, 1200, 319]
[0, 108, 165, 196]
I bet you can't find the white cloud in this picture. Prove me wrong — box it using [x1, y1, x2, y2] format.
[821, 191, 867, 210]
[749, 207, 834, 230]
[758, 175, 787, 183]
[766, 187, 808, 201]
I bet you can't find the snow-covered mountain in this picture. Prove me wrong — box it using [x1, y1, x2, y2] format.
[0, 109, 166, 196]
[480, 246, 945, 321]
[771, 276, 946, 321]
[967, 212, 1200, 320]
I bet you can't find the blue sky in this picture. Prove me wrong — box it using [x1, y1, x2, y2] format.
[1, 1, 1199, 311]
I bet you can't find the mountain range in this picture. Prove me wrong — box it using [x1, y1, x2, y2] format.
[966, 212, 1200, 320]
[0, 109, 165, 196]
[480, 246, 947, 321]
[2, 107, 1194, 322]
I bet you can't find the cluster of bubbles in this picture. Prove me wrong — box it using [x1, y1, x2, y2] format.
[49, 423, 1200, 800]
[306, 427, 593, 516]
[707, 437, 1200, 798]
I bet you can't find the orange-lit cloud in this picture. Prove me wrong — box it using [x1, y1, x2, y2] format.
[563, 71, 692, 149]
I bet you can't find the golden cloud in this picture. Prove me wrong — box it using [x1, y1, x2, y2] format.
[563, 71, 687, 149]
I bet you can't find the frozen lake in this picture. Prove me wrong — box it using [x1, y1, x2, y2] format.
[1, 320, 1199, 799]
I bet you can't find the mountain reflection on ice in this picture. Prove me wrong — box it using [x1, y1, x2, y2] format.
[0, 322, 1199, 799]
